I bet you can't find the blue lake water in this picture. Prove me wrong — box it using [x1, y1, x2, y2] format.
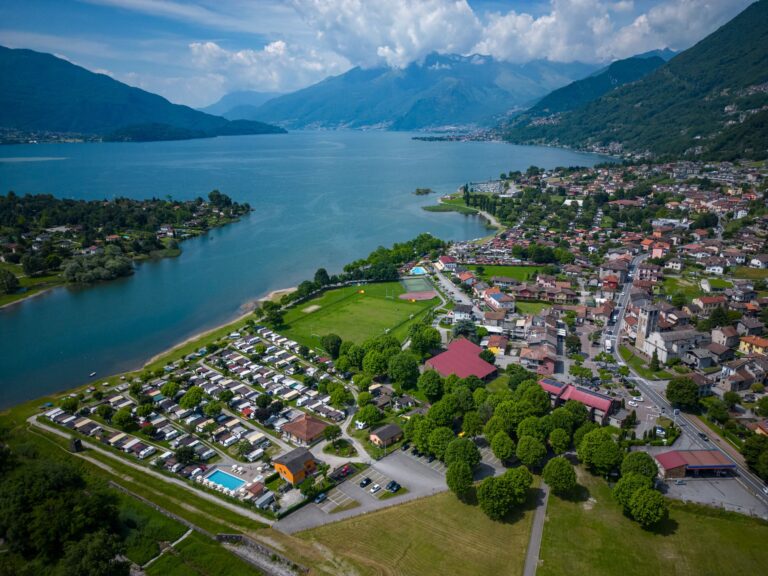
[0, 131, 610, 407]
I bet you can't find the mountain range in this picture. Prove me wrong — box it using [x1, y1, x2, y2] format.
[222, 53, 598, 130]
[501, 0, 768, 159]
[199, 90, 282, 117]
[0, 46, 285, 142]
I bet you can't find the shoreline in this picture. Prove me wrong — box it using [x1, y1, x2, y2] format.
[0, 284, 58, 311]
[141, 286, 297, 368]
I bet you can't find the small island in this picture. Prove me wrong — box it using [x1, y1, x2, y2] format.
[0, 190, 250, 306]
[413, 187, 434, 196]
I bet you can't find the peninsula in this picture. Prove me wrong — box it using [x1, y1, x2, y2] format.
[0, 190, 250, 307]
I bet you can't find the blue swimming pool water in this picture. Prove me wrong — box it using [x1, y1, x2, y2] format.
[410, 266, 428, 275]
[206, 469, 245, 491]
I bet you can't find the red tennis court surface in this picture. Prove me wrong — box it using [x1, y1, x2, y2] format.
[399, 291, 438, 301]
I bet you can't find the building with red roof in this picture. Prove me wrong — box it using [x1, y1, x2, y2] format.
[425, 338, 497, 380]
[538, 378, 615, 424]
[435, 255, 457, 272]
[654, 450, 736, 479]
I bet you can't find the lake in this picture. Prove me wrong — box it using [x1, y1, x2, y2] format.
[0, 131, 610, 407]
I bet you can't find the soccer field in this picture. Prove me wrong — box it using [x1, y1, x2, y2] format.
[281, 282, 436, 347]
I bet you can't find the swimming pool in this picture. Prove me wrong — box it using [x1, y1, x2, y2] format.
[410, 266, 428, 275]
[206, 469, 245, 491]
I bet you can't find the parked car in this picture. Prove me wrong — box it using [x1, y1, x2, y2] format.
[698, 432, 709, 441]
[314, 493, 327, 504]
[674, 479, 686, 486]
[628, 401, 638, 407]
[386, 480, 401, 493]
[427, 455, 436, 463]
[370, 483, 381, 494]
[401, 442, 410, 451]
[359, 477, 372, 488]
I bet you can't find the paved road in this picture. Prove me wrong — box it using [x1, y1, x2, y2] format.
[609, 257, 768, 507]
[523, 482, 549, 576]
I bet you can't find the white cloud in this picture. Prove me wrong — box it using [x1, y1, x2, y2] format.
[291, 0, 482, 68]
[474, 0, 752, 63]
[187, 39, 349, 96]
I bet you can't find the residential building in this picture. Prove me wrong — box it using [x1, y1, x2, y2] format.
[425, 338, 497, 380]
[273, 448, 316, 485]
[369, 423, 403, 447]
[281, 413, 329, 446]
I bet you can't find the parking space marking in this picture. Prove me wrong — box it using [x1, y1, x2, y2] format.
[403, 449, 448, 474]
[317, 486, 356, 513]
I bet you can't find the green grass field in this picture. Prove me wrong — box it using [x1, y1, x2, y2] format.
[661, 276, 704, 300]
[619, 346, 672, 380]
[281, 282, 436, 347]
[467, 265, 544, 282]
[516, 301, 551, 314]
[0, 261, 65, 307]
[734, 266, 768, 280]
[299, 490, 535, 576]
[145, 532, 261, 576]
[539, 469, 768, 576]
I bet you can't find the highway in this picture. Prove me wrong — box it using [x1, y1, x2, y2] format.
[609, 254, 768, 505]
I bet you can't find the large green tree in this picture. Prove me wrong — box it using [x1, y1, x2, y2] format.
[321, 334, 343, 359]
[428, 427, 456, 460]
[491, 431, 515, 462]
[0, 268, 19, 294]
[417, 370, 444, 402]
[477, 466, 533, 521]
[446, 461, 474, 501]
[516, 435, 547, 469]
[613, 472, 653, 512]
[543, 456, 577, 495]
[666, 377, 699, 409]
[621, 451, 659, 480]
[629, 487, 668, 528]
[444, 437, 481, 470]
[577, 428, 623, 475]
[388, 352, 420, 388]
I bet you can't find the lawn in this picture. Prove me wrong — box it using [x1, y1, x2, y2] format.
[619, 346, 672, 380]
[467, 264, 544, 282]
[515, 301, 551, 314]
[734, 266, 768, 280]
[281, 282, 436, 347]
[486, 374, 510, 394]
[145, 532, 262, 576]
[118, 493, 187, 565]
[299, 490, 535, 576]
[539, 469, 768, 576]
[660, 276, 704, 300]
[0, 261, 65, 307]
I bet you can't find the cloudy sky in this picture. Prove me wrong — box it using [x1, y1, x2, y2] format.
[0, 0, 754, 108]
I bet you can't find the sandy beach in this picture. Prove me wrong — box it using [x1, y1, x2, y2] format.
[141, 286, 297, 368]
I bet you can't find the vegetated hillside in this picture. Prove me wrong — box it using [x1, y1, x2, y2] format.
[526, 56, 665, 116]
[502, 0, 768, 159]
[0, 46, 286, 141]
[240, 53, 597, 130]
[199, 90, 282, 117]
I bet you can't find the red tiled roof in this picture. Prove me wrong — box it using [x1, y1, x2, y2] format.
[537, 379, 612, 412]
[426, 338, 497, 379]
[655, 450, 735, 471]
[281, 414, 328, 443]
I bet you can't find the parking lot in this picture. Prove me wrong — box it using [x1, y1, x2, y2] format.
[662, 476, 768, 519]
[316, 486, 357, 514]
[402, 446, 447, 474]
[275, 450, 447, 534]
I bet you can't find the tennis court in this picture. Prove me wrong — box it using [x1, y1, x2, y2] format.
[401, 276, 432, 292]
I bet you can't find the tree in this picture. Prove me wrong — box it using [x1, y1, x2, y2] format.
[549, 408, 573, 434]
[477, 467, 533, 521]
[174, 446, 197, 465]
[706, 398, 729, 423]
[444, 437, 481, 470]
[446, 461, 473, 500]
[314, 268, 330, 286]
[543, 456, 577, 495]
[517, 416, 547, 442]
[649, 350, 660, 372]
[56, 528, 129, 576]
[621, 451, 658, 480]
[723, 391, 741, 408]
[136, 404, 153, 419]
[629, 487, 668, 528]
[323, 424, 342, 448]
[428, 427, 456, 460]
[548, 428, 571, 455]
[479, 349, 496, 364]
[577, 428, 622, 475]
[516, 436, 547, 469]
[179, 386, 204, 409]
[388, 352, 420, 389]
[565, 334, 582, 354]
[410, 326, 441, 357]
[665, 377, 699, 409]
[453, 320, 478, 343]
[613, 472, 653, 511]
[203, 401, 222, 418]
[357, 391, 372, 407]
[462, 411, 483, 438]
[413, 416, 436, 453]
[0, 268, 19, 294]
[160, 381, 179, 399]
[491, 431, 515, 462]
[112, 407, 136, 431]
[321, 334, 342, 359]
[59, 396, 79, 412]
[355, 404, 381, 427]
[428, 396, 458, 427]
[95, 404, 114, 421]
[564, 400, 589, 428]
[757, 396, 768, 418]
[362, 350, 387, 376]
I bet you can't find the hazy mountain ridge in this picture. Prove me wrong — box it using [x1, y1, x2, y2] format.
[0, 46, 286, 142]
[234, 53, 598, 130]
